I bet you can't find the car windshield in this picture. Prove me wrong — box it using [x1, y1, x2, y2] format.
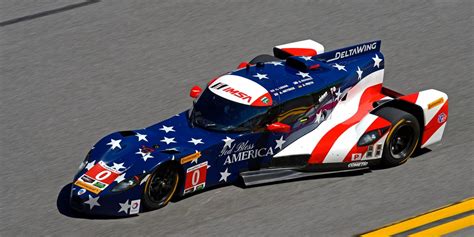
[190, 89, 270, 132]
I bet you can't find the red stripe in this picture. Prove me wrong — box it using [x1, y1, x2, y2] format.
[422, 100, 448, 145]
[282, 48, 318, 56]
[309, 84, 385, 164]
[400, 92, 419, 103]
[342, 117, 391, 162]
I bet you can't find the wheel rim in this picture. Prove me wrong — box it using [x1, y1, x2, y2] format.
[146, 167, 178, 204]
[389, 124, 415, 159]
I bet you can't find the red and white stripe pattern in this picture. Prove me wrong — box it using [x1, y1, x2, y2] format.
[400, 89, 449, 148]
[275, 69, 387, 163]
[274, 39, 325, 57]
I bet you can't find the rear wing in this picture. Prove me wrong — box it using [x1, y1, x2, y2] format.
[273, 39, 325, 59]
[316, 40, 381, 63]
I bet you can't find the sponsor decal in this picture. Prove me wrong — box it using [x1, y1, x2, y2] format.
[438, 113, 447, 123]
[180, 151, 202, 164]
[208, 75, 272, 106]
[348, 161, 368, 168]
[270, 84, 296, 96]
[93, 181, 106, 189]
[130, 199, 140, 215]
[81, 175, 94, 183]
[327, 42, 378, 62]
[210, 82, 252, 103]
[184, 162, 208, 195]
[74, 161, 121, 194]
[77, 188, 86, 196]
[74, 179, 102, 194]
[220, 140, 274, 165]
[351, 153, 362, 161]
[428, 97, 444, 110]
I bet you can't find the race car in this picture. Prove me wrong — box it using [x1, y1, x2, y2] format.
[69, 39, 449, 216]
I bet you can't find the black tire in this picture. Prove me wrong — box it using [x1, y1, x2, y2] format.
[142, 163, 179, 210]
[374, 107, 420, 167]
[249, 54, 280, 64]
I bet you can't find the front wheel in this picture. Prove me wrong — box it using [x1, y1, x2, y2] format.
[142, 163, 179, 210]
[375, 107, 420, 167]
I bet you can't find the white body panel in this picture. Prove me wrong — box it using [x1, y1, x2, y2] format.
[275, 69, 385, 158]
[275, 39, 325, 55]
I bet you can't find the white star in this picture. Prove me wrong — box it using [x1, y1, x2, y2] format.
[188, 138, 204, 145]
[85, 160, 96, 170]
[222, 136, 235, 149]
[135, 149, 146, 157]
[84, 195, 101, 210]
[142, 153, 154, 161]
[191, 151, 200, 164]
[333, 63, 347, 71]
[140, 174, 150, 185]
[267, 61, 283, 66]
[118, 200, 130, 214]
[315, 111, 323, 123]
[219, 168, 231, 182]
[253, 73, 269, 80]
[300, 56, 313, 61]
[275, 136, 286, 150]
[296, 71, 311, 78]
[159, 125, 175, 133]
[372, 54, 383, 68]
[160, 137, 176, 144]
[135, 148, 154, 161]
[135, 132, 148, 142]
[115, 173, 126, 183]
[356, 66, 363, 80]
[107, 139, 122, 150]
[335, 88, 342, 100]
[111, 162, 125, 172]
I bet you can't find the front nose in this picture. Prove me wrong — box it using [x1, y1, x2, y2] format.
[69, 187, 88, 212]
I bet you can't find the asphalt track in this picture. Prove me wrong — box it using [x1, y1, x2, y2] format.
[1, 0, 473, 236]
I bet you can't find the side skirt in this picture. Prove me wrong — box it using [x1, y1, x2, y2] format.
[240, 166, 370, 187]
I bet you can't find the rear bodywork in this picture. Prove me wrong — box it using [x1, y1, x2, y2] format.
[69, 40, 448, 216]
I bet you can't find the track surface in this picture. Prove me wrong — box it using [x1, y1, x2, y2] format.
[1, 0, 473, 236]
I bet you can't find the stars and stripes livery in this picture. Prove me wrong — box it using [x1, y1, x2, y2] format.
[69, 39, 448, 216]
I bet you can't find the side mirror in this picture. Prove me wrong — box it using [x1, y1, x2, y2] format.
[266, 122, 291, 133]
[237, 61, 249, 69]
[189, 85, 202, 98]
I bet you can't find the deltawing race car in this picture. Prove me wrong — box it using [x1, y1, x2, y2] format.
[70, 40, 449, 216]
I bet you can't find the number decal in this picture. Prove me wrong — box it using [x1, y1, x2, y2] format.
[95, 170, 112, 181]
[191, 170, 200, 186]
[75, 161, 121, 194]
[184, 162, 208, 194]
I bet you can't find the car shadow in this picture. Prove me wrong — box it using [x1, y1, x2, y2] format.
[411, 147, 432, 158]
[58, 148, 431, 219]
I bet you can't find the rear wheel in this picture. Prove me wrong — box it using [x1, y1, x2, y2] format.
[142, 163, 179, 210]
[375, 107, 420, 167]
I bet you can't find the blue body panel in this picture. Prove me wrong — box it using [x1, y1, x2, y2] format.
[70, 40, 385, 216]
